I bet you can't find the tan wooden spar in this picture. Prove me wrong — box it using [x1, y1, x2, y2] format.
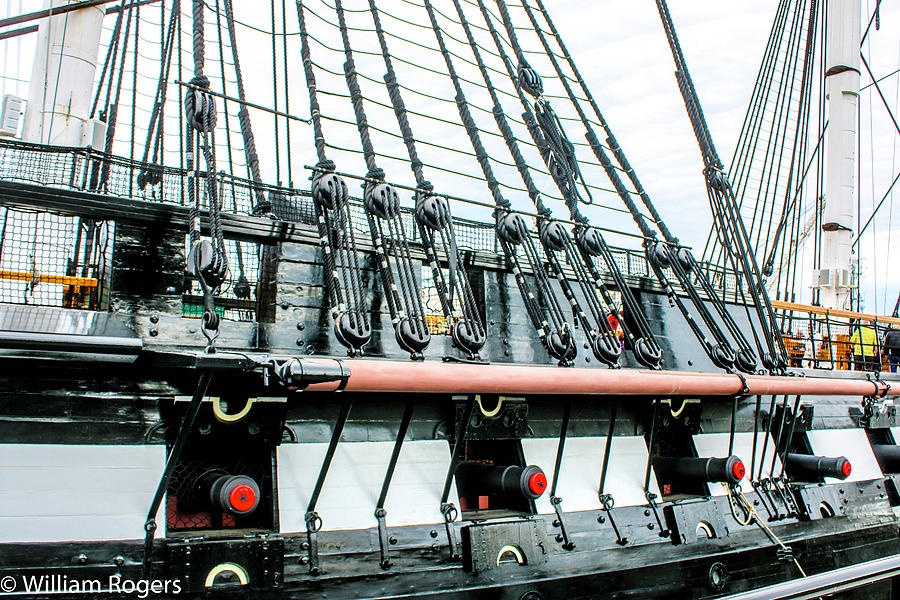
[302, 358, 897, 397]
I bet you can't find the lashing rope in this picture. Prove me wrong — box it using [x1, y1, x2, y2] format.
[421, 0, 575, 364]
[137, 0, 180, 190]
[483, 0, 663, 368]
[365, 0, 485, 358]
[332, 0, 431, 359]
[297, 0, 371, 355]
[657, 0, 788, 372]
[184, 0, 228, 343]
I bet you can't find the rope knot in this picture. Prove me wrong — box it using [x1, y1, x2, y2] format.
[417, 180, 434, 193]
[366, 167, 385, 181]
[315, 159, 336, 173]
[189, 75, 210, 90]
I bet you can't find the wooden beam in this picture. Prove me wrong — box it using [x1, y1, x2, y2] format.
[771, 299, 900, 326]
[0, 270, 97, 288]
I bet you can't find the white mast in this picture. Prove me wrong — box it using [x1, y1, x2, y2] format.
[21, 0, 105, 146]
[816, 0, 861, 310]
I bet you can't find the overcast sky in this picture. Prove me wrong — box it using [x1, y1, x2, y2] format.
[1, 0, 898, 313]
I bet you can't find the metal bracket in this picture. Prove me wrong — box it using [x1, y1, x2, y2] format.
[774, 476, 800, 516]
[793, 483, 845, 521]
[642, 399, 669, 538]
[438, 396, 475, 560]
[751, 479, 777, 521]
[303, 397, 353, 575]
[598, 493, 628, 545]
[645, 491, 670, 538]
[548, 399, 574, 550]
[304, 511, 322, 575]
[664, 498, 730, 545]
[776, 545, 795, 563]
[374, 400, 415, 569]
[550, 496, 575, 550]
[862, 395, 896, 429]
[141, 371, 213, 579]
[375, 509, 391, 569]
[460, 519, 548, 573]
[760, 478, 787, 520]
[441, 502, 459, 560]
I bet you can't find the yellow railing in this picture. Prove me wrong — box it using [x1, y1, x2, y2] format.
[772, 300, 898, 372]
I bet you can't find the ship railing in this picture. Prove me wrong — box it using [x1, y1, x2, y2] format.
[0, 138, 745, 320]
[771, 299, 900, 373]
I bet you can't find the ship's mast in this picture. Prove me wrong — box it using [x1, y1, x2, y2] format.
[21, 0, 105, 146]
[816, 0, 861, 310]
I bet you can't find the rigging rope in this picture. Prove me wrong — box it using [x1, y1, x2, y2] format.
[656, 0, 787, 372]
[365, 0, 485, 358]
[507, 0, 752, 371]
[137, 0, 179, 190]
[421, 0, 576, 364]
[473, 0, 661, 368]
[333, 0, 433, 358]
[183, 0, 228, 343]
[297, 0, 371, 355]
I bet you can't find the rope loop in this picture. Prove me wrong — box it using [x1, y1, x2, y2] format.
[366, 167, 386, 181]
[315, 159, 336, 173]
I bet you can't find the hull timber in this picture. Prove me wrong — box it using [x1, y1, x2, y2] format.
[0, 0, 898, 596]
[1, 158, 900, 598]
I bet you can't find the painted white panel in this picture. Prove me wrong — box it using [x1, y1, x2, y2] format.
[277, 440, 457, 532]
[806, 428, 883, 483]
[693, 432, 782, 497]
[521, 436, 660, 514]
[0, 444, 165, 542]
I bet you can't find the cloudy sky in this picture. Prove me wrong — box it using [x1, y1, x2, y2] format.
[1, 0, 898, 313]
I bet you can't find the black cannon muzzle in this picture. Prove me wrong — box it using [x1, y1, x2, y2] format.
[652, 455, 745, 486]
[784, 453, 851, 482]
[871, 444, 900, 473]
[197, 472, 261, 516]
[455, 462, 547, 500]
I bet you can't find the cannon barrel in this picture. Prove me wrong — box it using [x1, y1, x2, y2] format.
[652, 455, 745, 485]
[784, 453, 851, 481]
[870, 444, 900, 472]
[455, 462, 547, 500]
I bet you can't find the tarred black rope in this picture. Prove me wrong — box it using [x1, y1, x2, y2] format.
[137, 0, 179, 190]
[332, 0, 431, 358]
[481, 0, 666, 367]
[183, 0, 227, 339]
[656, 0, 787, 371]
[422, 0, 575, 364]
[531, 0, 673, 241]
[447, 0, 549, 218]
[453, 0, 639, 365]
[98, 0, 135, 189]
[764, 0, 818, 279]
[222, 0, 267, 212]
[297, 0, 370, 355]
[365, 0, 485, 357]
[519, 0, 655, 240]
